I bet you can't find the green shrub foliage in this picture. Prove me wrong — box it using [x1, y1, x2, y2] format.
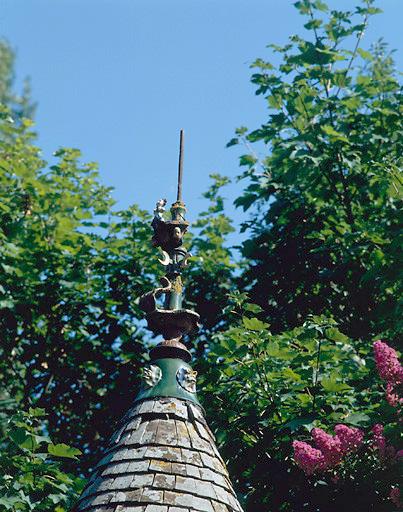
[0, 408, 83, 511]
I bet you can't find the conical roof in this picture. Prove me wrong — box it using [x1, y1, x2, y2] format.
[74, 394, 243, 512]
[73, 131, 243, 511]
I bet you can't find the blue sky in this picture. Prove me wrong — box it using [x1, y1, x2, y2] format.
[1, 0, 402, 236]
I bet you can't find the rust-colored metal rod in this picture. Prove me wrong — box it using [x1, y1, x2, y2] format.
[177, 129, 184, 202]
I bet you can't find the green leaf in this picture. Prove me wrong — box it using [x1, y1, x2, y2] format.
[294, 1, 310, 14]
[234, 193, 258, 212]
[239, 154, 257, 167]
[243, 303, 263, 314]
[48, 443, 82, 459]
[321, 376, 351, 393]
[282, 367, 302, 381]
[296, 393, 311, 405]
[28, 407, 46, 417]
[325, 327, 349, 343]
[0, 497, 22, 508]
[235, 126, 248, 135]
[344, 413, 371, 427]
[314, 0, 328, 11]
[304, 19, 322, 30]
[1, 263, 15, 274]
[266, 342, 294, 361]
[283, 416, 316, 432]
[242, 317, 270, 331]
[321, 125, 348, 142]
[357, 48, 373, 61]
[9, 428, 38, 451]
[226, 137, 239, 148]
[333, 72, 347, 88]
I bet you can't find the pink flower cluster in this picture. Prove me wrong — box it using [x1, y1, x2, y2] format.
[373, 341, 403, 410]
[292, 441, 325, 476]
[334, 424, 364, 451]
[292, 424, 363, 475]
[386, 382, 402, 408]
[373, 340, 403, 384]
[311, 428, 343, 466]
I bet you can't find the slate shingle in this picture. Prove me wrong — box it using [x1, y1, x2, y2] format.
[72, 398, 243, 512]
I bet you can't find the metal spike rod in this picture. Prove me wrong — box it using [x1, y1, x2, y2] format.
[177, 129, 184, 202]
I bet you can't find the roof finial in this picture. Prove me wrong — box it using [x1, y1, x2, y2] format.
[177, 129, 184, 202]
[138, 130, 200, 368]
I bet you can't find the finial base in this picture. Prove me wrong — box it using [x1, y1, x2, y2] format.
[144, 308, 200, 339]
[150, 338, 191, 363]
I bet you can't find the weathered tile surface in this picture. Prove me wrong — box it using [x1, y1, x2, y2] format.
[72, 398, 243, 512]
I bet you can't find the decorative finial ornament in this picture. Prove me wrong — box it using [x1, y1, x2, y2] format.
[138, 129, 200, 371]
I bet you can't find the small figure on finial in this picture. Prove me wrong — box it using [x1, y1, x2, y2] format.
[154, 198, 167, 220]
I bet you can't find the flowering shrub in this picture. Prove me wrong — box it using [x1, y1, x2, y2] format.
[293, 424, 363, 474]
[293, 422, 401, 475]
[292, 341, 402, 510]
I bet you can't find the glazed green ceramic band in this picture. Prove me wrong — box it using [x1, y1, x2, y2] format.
[134, 357, 201, 407]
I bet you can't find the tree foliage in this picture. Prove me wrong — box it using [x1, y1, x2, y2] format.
[0, 40, 35, 122]
[230, 0, 402, 342]
[0, 408, 83, 511]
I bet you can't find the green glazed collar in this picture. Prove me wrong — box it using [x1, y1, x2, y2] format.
[134, 358, 201, 407]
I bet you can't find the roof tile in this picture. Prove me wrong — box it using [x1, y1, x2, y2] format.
[72, 398, 243, 512]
